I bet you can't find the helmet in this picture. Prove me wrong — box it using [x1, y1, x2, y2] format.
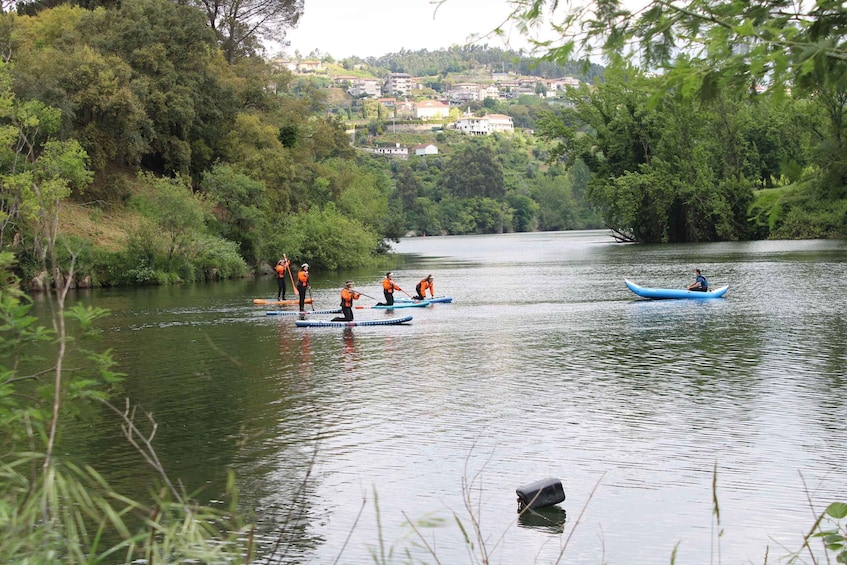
[301, 263, 309, 269]
[386, 271, 393, 278]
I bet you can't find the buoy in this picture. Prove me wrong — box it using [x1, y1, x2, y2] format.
[516, 477, 565, 512]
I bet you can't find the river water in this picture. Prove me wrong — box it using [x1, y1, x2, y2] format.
[50, 230, 847, 564]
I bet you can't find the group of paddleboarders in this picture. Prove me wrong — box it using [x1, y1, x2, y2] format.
[330, 273, 434, 321]
[273, 258, 436, 320]
[377, 272, 434, 306]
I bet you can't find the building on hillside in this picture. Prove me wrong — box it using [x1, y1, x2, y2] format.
[373, 143, 409, 159]
[446, 82, 482, 103]
[486, 114, 514, 133]
[415, 100, 450, 120]
[383, 73, 413, 97]
[454, 115, 489, 136]
[347, 78, 382, 98]
[297, 60, 324, 73]
[270, 58, 297, 72]
[453, 113, 514, 136]
[413, 144, 439, 156]
[481, 85, 501, 100]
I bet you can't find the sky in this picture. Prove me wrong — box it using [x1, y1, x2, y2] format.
[278, 0, 540, 60]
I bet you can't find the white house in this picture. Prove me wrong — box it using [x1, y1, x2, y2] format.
[454, 116, 489, 136]
[373, 143, 409, 159]
[453, 113, 514, 136]
[347, 78, 382, 98]
[413, 144, 439, 156]
[296, 60, 324, 73]
[414, 100, 450, 120]
[486, 114, 514, 133]
[270, 58, 298, 72]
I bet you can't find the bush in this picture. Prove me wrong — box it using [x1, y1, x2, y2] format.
[275, 205, 381, 270]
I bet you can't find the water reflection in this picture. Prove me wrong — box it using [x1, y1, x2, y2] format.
[342, 328, 358, 373]
[517, 505, 568, 534]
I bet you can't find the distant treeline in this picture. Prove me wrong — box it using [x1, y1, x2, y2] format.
[348, 45, 605, 82]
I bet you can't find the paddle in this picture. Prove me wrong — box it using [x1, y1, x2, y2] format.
[286, 264, 298, 296]
[307, 285, 315, 311]
[352, 289, 378, 301]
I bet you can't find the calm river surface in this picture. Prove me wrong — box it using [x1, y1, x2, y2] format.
[49, 230, 847, 564]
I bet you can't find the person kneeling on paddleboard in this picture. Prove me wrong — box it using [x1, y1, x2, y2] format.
[332, 281, 361, 321]
[413, 274, 434, 300]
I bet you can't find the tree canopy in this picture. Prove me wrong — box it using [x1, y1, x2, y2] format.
[508, 0, 846, 91]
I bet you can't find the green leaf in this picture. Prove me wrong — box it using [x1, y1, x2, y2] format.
[827, 502, 847, 520]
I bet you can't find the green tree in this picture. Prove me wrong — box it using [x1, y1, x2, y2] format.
[506, 193, 538, 232]
[536, 65, 756, 242]
[192, 0, 303, 63]
[133, 173, 209, 265]
[392, 162, 424, 211]
[511, 0, 846, 94]
[82, 0, 235, 177]
[513, 0, 847, 216]
[274, 204, 380, 270]
[442, 141, 506, 199]
[530, 173, 576, 231]
[0, 62, 93, 274]
[200, 164, 267, 262]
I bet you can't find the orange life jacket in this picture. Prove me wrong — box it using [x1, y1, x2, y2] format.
[275, 261, 288, 278]
[297, 270, 309, 286]
[341, 287, 360, 307]
[382, 277, 400, 292]
[417, 278, 433, 297]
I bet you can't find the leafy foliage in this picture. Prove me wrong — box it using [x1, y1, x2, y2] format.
[532, 64, 834, 242]
[510, 0, 847, 240]
[442, 141, 506, 199]
[193, 0, 303, 63]
[271, 204, 381, 271]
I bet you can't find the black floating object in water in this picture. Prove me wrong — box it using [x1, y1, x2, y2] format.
[516, 477, 565, 512]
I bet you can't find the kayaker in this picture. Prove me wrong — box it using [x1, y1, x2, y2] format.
[379, 272, 402, 306]
[275, 255, 290, 300]
[687, 268, 709, 292]
[413, 274, 434, 300]
[296, 263, 310, 311]
[332, 281, 361, 321]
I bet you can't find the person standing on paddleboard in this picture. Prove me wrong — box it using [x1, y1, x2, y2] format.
[332, 281, 361, 321]
[296, 263, 310, 311]
[413, 274, 434, 300]
[380, 272, 402, 306]
[275, 255, 290, 300]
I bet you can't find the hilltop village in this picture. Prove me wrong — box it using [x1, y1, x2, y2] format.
[270, 55, 588, 156]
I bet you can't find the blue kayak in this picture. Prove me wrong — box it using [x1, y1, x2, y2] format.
[266, 309, 341, 316]
[396, 296, 453, 304]
[295, 315, 413, 327]
[625, 279, 729, 299]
